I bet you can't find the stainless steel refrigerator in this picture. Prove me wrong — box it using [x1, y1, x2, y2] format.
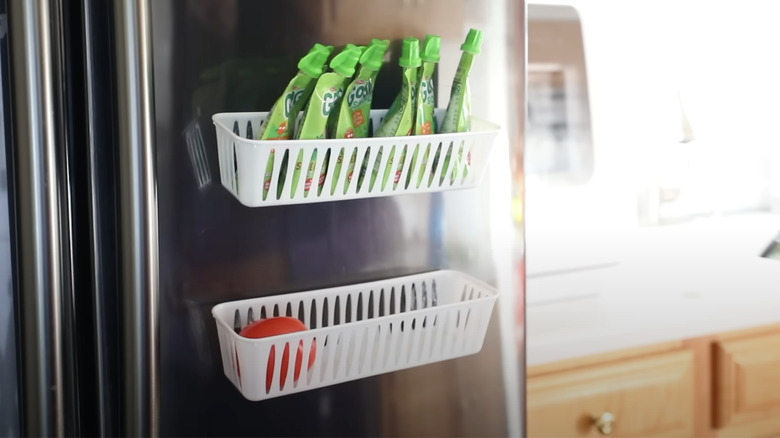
[2, 0, 525, 436]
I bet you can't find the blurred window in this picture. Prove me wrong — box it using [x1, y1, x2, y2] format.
[526, 2, 780, 228]
[527, 5, 593, 187]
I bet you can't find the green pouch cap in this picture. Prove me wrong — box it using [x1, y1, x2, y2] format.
[399, 37, 422, 68]
[299, 47, 332, 77]
[461, 28, 483, 54]
[330, 47, 362, 78]
[359, 43, 388, 71]
[311, 43, 334, 55]
[371, 38, 390, 49]
[421, 34, 442, 62]
[346, 43, 367, 55]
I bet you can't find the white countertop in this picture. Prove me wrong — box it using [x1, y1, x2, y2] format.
[526, 213, 780, 367]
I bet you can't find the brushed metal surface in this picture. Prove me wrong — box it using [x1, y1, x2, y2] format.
[7, 0, 68, 435]
[149, 1, 522, 436]
[114, 0, 160, 435]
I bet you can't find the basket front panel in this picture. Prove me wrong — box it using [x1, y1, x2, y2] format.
[212, 270, 499, 401]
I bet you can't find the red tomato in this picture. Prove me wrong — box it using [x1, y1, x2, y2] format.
[239, 317, 316, 391]
[240, 316, 307, 338]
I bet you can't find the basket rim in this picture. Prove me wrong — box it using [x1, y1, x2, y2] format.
[211, 269, 499, 345]
[211, 110, 501, 146]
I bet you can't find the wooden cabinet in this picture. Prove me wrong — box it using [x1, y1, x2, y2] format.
[715, 330, 780, 437]
[528, 324, 780, 438]
[528, 349, 695, 437]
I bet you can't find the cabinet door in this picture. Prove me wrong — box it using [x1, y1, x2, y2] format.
[715, 331, 780, 435]
[528, 350, 695, 437]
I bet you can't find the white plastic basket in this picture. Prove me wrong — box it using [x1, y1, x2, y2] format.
[211, 270, 498, 401]
[212, 110, 500, 207]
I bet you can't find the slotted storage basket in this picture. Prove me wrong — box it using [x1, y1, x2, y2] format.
[212, 109, 500, 207]
[212, 270, 498, 401]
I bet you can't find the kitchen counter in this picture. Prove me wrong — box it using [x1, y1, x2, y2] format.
[527, 213, 780, 367]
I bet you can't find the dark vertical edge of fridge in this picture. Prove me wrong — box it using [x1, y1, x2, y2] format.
[0, 0, 21, 436]
[51, 0, 85, 435]
[81, 0, 122, 435]
[114, 0, 160, 436]
[7, 0, 66, 436]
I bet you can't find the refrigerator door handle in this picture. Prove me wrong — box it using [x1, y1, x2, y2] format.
[114, 0, 159, 436]
[8, 0, 70, 436]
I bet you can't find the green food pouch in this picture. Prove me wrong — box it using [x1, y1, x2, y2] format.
[372, 37, 421, 191]
[303, 149, 318, 197]
[414, 35, 441, 135]
[327, 44, 367, 138]
[293, 47, 361, 197]
[329, 148, 345, 195]
[286, 149, 304, 199]
[392, 146, 407, 190]
[356, 39, 389, 139]
[407, 35, 440, 189]
[258, 44, 331, 200]
[440, 29, 482, 182]
[257, 44, 332, 141]
[375, 38, 421, 138]
[343, 149, 359, 194]
[332, 42, 390, 140]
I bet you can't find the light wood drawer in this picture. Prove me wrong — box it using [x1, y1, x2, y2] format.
[528, 349, 695, 437]
[715, 331, 780, 436]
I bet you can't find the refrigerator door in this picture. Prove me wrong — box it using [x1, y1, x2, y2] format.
[107, 0, 525, 436]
